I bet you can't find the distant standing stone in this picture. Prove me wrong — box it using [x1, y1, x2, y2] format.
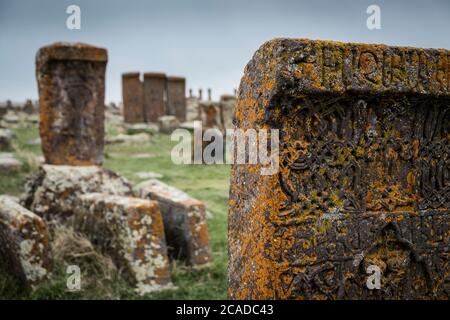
[36, 42, 108, 165]
[75, 193, 175, 294]
[166, 76, 186, 122]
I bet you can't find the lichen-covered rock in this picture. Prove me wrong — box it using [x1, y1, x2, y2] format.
[74, 193, 174, 295]
[22, 164, 133, 220]
[36, 42, 107, 165]
[136, 179, 212, 268]
[229, 38, 450, 299]
[0, 195, 52, 288]
[219, 94, 235, 130]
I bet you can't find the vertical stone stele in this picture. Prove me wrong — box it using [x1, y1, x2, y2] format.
[143, 72, 167, 122]
[75, 193, 175, 294]
[229, 38, 450, 299]
[166, 76, 186, 122]
[122, 72, 144, 123]
[0, 196, 52, 289]
[36, 42, 107, 165]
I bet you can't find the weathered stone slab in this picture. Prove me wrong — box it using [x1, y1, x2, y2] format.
[0, 195, 52, 288]
[22, 164, 133, 220]
[74, 193, 174, 294]
[36, 42, 107, 165]
[143, 72, 166, 122]
[136, 179, 212, 267]
[122, 72, 144, 123]
[229, 38, 450, 299]
[219, 94, 235, 130]
[200, 102, 222, 130]
[166, 76, 186, 122]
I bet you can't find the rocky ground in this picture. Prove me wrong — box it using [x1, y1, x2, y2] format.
[0, 122, 229, 299]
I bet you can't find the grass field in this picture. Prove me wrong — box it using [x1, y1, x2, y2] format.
[0, 124, 230, 299]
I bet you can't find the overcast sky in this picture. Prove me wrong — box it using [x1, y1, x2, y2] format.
[0, 0, 449, 103]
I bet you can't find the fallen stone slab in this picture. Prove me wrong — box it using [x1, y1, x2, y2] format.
[228, 38, 450, 299]
[22, 164, 133, 220]
[0, 195, 52, 288]
[74, 193, 175, 295]
[106, 133, 151, 145]
[136, 179, 212, 268]
[122, 72, 145, 123]
[0, 153, 22, 172]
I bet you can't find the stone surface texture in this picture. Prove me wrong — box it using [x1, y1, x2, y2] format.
[143, 73, 166, 122]
[75, 193, 174, 294]
[228, 38, 450, 299]
[122, 72, 144, 123]
[0, 195, 52, 288]
[36, 42, 107, 165]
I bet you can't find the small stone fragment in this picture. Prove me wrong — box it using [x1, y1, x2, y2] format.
[36, 42, 108, 165]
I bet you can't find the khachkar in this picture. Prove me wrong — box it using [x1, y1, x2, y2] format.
[122, 72, 144, 123]
[143, 72, 166, 122]
[229, 39, 449, 299]
[166, 76, 186, 122]
[36, 43, 107, 165]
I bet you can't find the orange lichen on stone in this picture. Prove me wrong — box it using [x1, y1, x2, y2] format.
[228, 38, 450, 300]
[75, 193, 175, 295]
[136, 179, 212, 268]
[36, 42, 108, 166]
